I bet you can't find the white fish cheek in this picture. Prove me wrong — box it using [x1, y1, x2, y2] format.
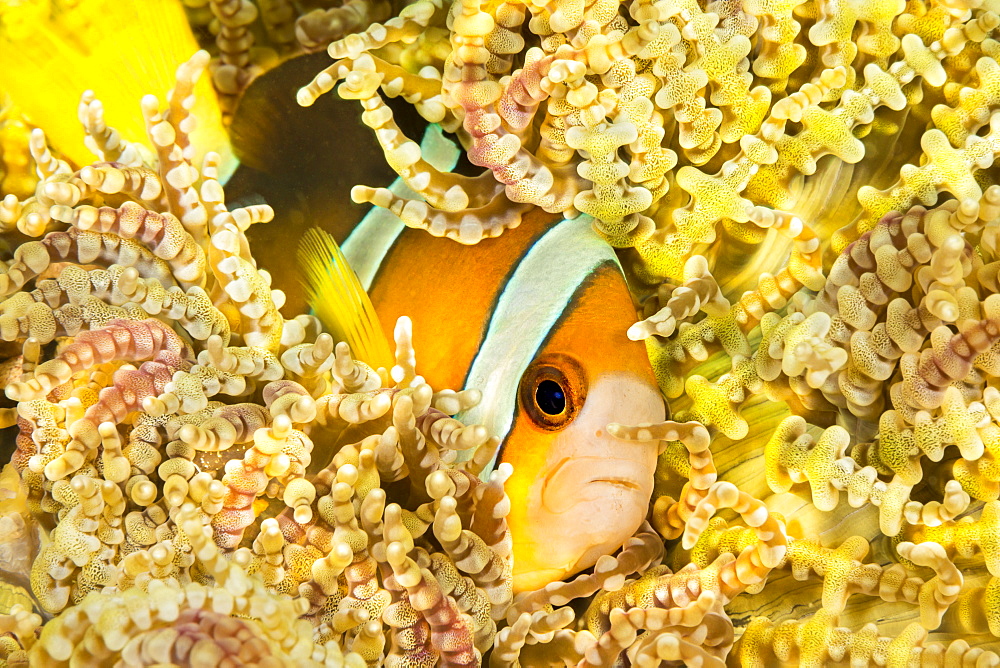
[532, 372, 663, 569]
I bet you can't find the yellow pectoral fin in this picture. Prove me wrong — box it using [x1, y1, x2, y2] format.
[0, 0, 232, 176]
[298, 227, 394, 370]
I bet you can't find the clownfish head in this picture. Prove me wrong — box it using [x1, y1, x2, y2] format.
[487, 260, 665, 592]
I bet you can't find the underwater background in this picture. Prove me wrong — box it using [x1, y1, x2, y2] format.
[2, 0, 1000, 665]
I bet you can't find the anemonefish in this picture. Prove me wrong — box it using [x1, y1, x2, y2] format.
[296, 125, 666, 592]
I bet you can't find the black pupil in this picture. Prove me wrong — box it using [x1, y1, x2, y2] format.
[535, 380, 566, 415]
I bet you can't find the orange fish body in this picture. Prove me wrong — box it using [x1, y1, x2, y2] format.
[339, 128, 666, 591]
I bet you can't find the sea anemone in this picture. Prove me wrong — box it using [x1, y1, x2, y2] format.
[3, 0, 1000, 664]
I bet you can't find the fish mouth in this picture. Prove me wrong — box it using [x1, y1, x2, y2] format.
[540, 456, 649, 514]
[588, 477, 643, 491]
[522, 453, 653, 590]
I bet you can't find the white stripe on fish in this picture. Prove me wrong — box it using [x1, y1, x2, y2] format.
[456, 215, 620, 470]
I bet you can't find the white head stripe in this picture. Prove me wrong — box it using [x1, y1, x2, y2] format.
[342, 124, 460, 289]
[456, 214, 620, 474]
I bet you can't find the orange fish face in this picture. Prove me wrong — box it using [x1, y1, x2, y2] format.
[498, 263, 666, 592]
[504, 367, 664, 591]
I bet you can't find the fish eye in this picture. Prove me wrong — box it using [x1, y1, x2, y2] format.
[536, 380, 565, 415]
[519, 356, 586, 430]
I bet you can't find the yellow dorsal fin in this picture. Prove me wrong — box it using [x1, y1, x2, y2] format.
[298, 228, 394, 370]
[0, 0, 232, 175]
